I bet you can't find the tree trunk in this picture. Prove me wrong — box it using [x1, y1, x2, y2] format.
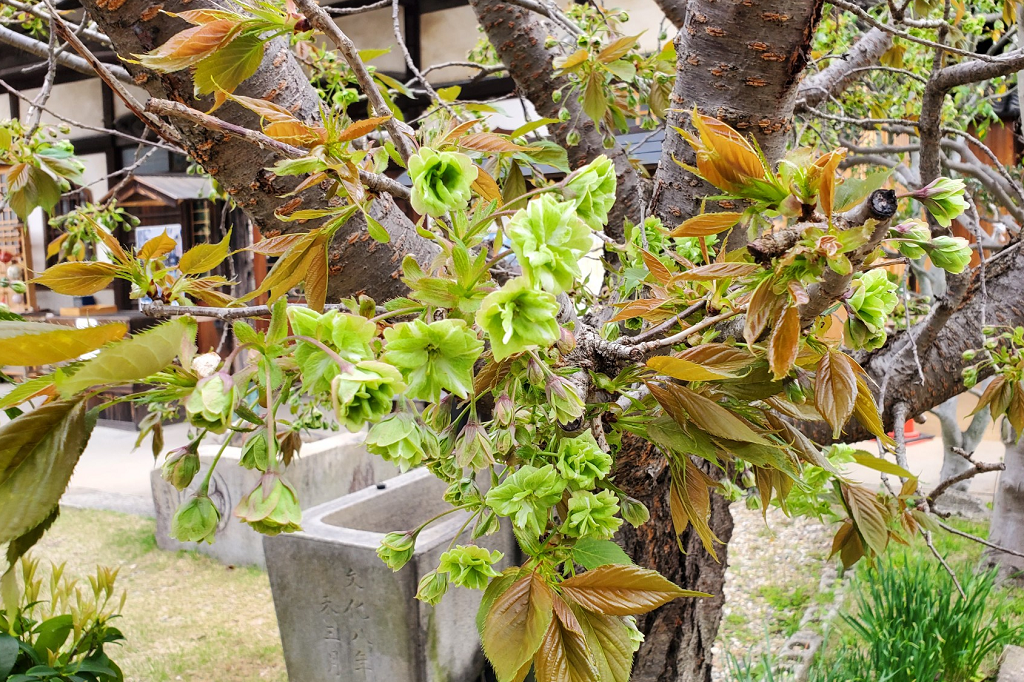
[983, 433, 1024, 584]
[932, 396, 989, 492]
[614, 435, 733, 682]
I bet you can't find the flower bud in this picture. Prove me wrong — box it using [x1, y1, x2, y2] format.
[444, 477, 482, 508]
[910, 177, 968, 228]
[566, 130, 581, 147]
[552, 90, 563, 103]
[240, 431, 270, 471]
[494, 393, 515, 427]
[171, 494, 220, 544]
[161, 445, 200, 491]
[526, 356, 546, 387]
[185, 372, 236, 434]
[927, 235, 972, 274]
[415, 570, 449, 606]
[961, 349, 977, 362]
[376, 531, 416, 571]
[454, 421, 495, 470]
[620, 496, 650, 528]
[556, 328, 576, 355]
[472, 510, 501, 538]
[545, 376, 585, 425]
[234, 472, 302, 536]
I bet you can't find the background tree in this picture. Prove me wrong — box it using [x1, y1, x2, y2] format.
[1, 1, 1024, 681]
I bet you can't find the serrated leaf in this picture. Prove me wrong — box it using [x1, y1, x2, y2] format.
[0, 322, 126, 366]
[472, 167, 503, 204]
[768, 304, 799, 380]
[582, 71, 607, 124]
[744, 276, 779, 345]
[851, 451, 913, 479]
[0, 399, 94, 547]
[640, 250, 672, 284]
[510, 118, 560, 139]
[31, 262, 118, 295]
[482, 573, 554, 682]
[136, 19, 240, 72]
[555, 48, 589, 72]
[534, 601, 598, 682]
[814, 349, 857, 437]
[138, 230, 179, 260]
[669, 212, 743, 238]
[560, 564, 707, 616]
[502, 162, 528, 211]
[459, 132, 533, 153]
[670, 457, 720, 560]
[573, 606, 632, 682]
[572, 538, 633, 570]
[676, 343, 755, 372]
[7, 163, 62, 222]
[852, 374, 894, 446]
[263, 120, 326, 147]
[597, 34, 643, 63]
[842, 483, 889, 556]
[337, 115, 392, 142]
[365, 213, 390, 243]
[0, 375, 55, 410]
[673, 262, 759, 281]
[192, 32, 264, 108]
[229, 93, 297, 124]
[178, 230, 232, 275]
[648, 355, 735, 381]
[650, 382, 770, 446]
[835, 168, 892, 212]
[56, 317, 197, 396]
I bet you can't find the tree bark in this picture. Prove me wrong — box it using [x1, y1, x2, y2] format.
[79, 0, 436, 302]
[614, 436, 733, 682]
[983, 433, 1024, 584]
[649, 0, 824, 243]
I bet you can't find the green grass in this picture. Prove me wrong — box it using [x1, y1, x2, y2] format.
[26, 508, 287, 682]
[757, 585, 812, 637]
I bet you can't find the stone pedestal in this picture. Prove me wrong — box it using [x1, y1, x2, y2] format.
[263, 468, 516, 682]
[999, 645, 1024, 682]
[151, 431, 399, 567]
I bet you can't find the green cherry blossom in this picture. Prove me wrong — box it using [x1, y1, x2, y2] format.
[484, 464, 565, 537]
[844, 269, 898, 351]
[562, 489, 622, 540]
[507, 194, 592, 294]
[382, 318, 483, 402]
[475, 278, 560, 361]
[234, 472, 303, 536]
[331, 361, 407, 431]
[288, 308, 376, 394]
[408, 148, 478, 217]
[437, 545, 503, 590]
[563, 154, 617, 230]
[927, 235, 972, 274]
[556, 432, 612, 490]
[910, 177, 969, 228]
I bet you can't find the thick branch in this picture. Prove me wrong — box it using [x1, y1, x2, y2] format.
[797, 27, 893, 110]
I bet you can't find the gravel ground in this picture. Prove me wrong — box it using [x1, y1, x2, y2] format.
[711, 504, 834, 679]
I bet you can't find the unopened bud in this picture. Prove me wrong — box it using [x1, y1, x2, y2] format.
[556, 328, 576, 355]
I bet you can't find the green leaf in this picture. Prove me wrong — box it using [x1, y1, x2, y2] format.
[851, 451, 913, 479]
[509, 118, 560, 139]
[0, 375, 55, 410]
[0, 633, 18, 679]
[0, 321, 127, 366]
[559, 564, 708, 616]
[0, 399, 94, 547]
[582, 71, 607, 124]
[33, 615, 73, 656]
[477, 568, 522, 635]
[517, 139, 570, 173]
[835, 168, 892, 212]
[193, 32, 264, 99]
[573, 606, 633, 682]
[7, 163, 62, 222]
[178, 230, 232, 275]
[647, 355, 736, 382]
[482, 573, 553, 682]
[56, 317, 197, 396]
[572, 538, 633, 570]
[31, 262, 118, 295]
[365, 213, 390, 243]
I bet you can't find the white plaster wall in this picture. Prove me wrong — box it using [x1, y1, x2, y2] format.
[21, 80, 105, 140]
[0, 96, 10, 120]
[112, 83, 151, 121]
[334, 7, 407, 75]
[420, 5, 485, 84]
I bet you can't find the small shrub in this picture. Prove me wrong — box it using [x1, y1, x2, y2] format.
[0, 556, 126, 681]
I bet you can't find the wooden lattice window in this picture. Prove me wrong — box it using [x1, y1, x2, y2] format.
[0, 171, 34, 312]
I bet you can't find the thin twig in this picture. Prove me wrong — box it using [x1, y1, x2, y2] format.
[924, 530, 965, 597]
[629, 306, 747, 356]
[926, 461, 1004, 506]
[142, 302, 349, 320]
[624, 300, 707, 345]
[293, 0, 416, 162]
[935, 518, 1024, 559]
[892, 401, 909, 473]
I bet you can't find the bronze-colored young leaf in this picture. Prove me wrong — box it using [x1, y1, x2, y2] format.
[304, 246, 328, 313]
[650, 382, 770, 446]
[459, 132, 533, 153]
[842, 482, 889, 556]
[246, 233, 307, 256]
[533, 601, 598, 682]
[337, 115, 392, 142]
[138, 230, 179, 261]
[971, 374, 1012, 418]
[669, 211, 743, 238]
[136, 20, 240, 73]
[1007, 385, 1024, 440]
[0, 321, 126, 366]
[647, 355, 735, 382]
[673, 262, 759, 281]
[482, 573, 554, 682]
[744, 276, 780, 345]
[229, 93, 298, 124]
[640, 250, 673, 285]
[851, 374, 895, 446]
[768, 304, 799, 380]
[671, 458, 720, 560]
[560, 564, 708, 616]
[178, 230, 232, 275]
[554, 48, 589, 72]
[572, 606, 633, 682]
[263, 120, 327, 147]
[597, 34, 642, 63]
[814, 349, 857, 437]
[241, 230, 322, 303]
[56, 317, 198, 397]
[472, 167, 503, 204]
[0, 398, 94, 547]
[582, 71, 607, 124]
[32, 262, 119, 295]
